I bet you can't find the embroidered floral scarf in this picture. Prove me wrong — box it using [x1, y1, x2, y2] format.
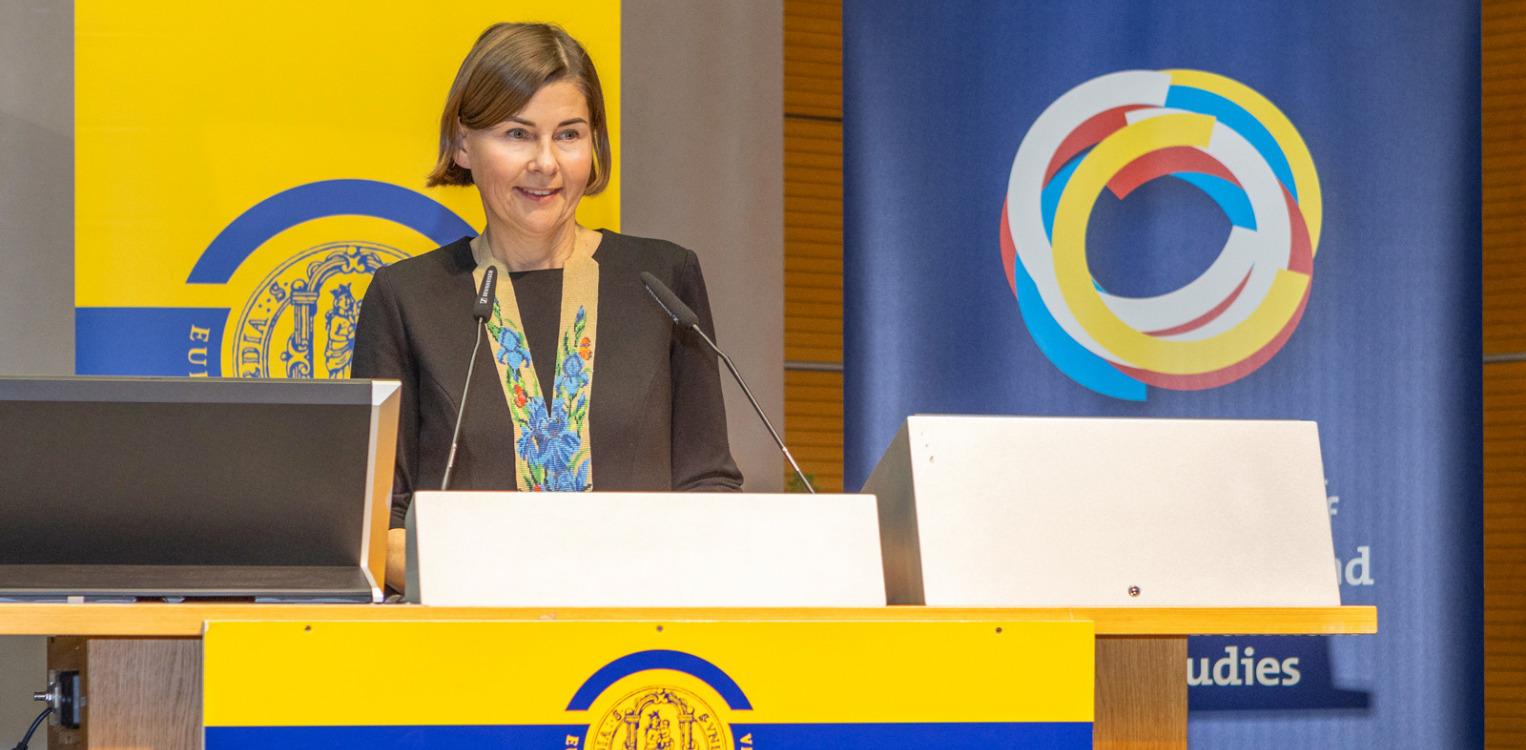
[471, 233, 598, 492]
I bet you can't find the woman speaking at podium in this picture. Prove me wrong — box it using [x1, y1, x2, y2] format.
[352, 22, 743, 591]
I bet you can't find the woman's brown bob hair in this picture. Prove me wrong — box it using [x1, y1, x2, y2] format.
[428, 23, 612, 193]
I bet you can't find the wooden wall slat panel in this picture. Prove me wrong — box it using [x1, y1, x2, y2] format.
[1486, 30, 1526, 742]
[786, 274, 842, 292]
[784, 211, 842, 230]
[783, 0, 843, 490]
[787, 61, 844, 81]
[783, 48, 842, 69]
[785, 202, 843, 219]
[786, 117, 844, 139]
[784, 30, 844, 51]
[784, 94, 841, 117]
[786, 169, 844, 188]
[786, 225, 843, 241]
[783, 0, 842, 122]
[787, 325, 848, 343]
[786, 152, 842, 170]
[786, 287, 842, 306]
[785, 8, 842, 31]
[787, 256, 842, 274]
[787, 189, 848, 206]
[783, 302, 842, 319]
[1486, 0, 1526, 362]
[787, 350, 843, 364]
[1485, 354, 1525, 744]
[783, 358, 843, 483]
[785, 75, 843, 98]
[786, 129, 843, 154]
[786, 267, 841, 286]
[786, 183, 843, 200]
[786, 7, 839, 23]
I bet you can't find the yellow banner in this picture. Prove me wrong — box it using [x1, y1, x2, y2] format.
[75, 1, 619, 377]
[203, 619, 1093, 748]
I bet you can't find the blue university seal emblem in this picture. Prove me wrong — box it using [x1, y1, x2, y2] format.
[76, 180, 476, 378]
[564, 650, 753, 750]
[154, 179, 475, 379]
[588, 686, 731, 750]
[230, 241, 409, 379]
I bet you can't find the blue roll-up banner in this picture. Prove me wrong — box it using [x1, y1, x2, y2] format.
[843, 2, 1479, 746]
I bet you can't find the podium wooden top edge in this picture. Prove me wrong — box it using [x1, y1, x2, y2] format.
[0, 603, 1375, 637]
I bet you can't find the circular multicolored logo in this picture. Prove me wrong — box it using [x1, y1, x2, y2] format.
[1000, 70, 1321, 401]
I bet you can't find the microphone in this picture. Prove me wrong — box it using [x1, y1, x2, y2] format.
[640, 271, 816, 494]
[643, 271, 700, 328]
[473, 265, 497, 321]
[442, 266, 497, 490]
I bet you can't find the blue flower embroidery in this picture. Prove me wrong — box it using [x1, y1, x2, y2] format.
[495, 327, 529, 370]
[491, 301, 592, 492]
[561, 350, 584, 379]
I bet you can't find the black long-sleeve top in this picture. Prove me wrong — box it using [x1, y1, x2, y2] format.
[350, 230, 744, 528]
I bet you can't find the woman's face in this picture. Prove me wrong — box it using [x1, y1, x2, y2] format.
[454, 80, 594, 240]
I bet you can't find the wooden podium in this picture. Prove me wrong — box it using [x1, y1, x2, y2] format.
[3, 416, 1374, 748]
[0, 602, 1374, 750]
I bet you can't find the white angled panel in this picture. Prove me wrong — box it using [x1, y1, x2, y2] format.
[409, 492, 885, 607]
[866, 415, 1340, 607]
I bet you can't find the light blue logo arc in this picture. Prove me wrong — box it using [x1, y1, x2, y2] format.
[75, 179, 473, 378]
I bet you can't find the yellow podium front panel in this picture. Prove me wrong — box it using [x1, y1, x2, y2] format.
[203, 619, 1094, 748]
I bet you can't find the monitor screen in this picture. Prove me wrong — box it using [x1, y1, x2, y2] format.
[0, 377, 398, 597]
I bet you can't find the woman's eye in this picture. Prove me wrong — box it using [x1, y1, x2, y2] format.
[556, 129, 582, 141]
[505, 128, 530, 139]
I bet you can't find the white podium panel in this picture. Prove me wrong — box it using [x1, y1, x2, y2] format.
[406, 492, 885, 607]
[864, 416, 1341, 607]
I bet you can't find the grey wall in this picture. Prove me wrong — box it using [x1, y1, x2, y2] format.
[623, 2, 785, 491]
[0, 0, 782, 731]
[0, 0, 71, 737]
[0, 0, 70, 739]
[0, 0, 72, 374]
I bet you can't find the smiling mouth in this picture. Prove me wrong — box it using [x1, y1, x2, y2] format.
[515, 187, 561, 201]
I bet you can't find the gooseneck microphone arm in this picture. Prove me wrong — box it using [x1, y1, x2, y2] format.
[441, 266, 498, 492]
[692, 322, 816, 494]
[640, 271, 816, 494]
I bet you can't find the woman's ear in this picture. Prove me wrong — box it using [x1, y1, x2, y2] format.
[451, 120, 472, 171]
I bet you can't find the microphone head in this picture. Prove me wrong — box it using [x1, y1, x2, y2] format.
[640, 271, 700, 329]
[474, 266, 498, 321]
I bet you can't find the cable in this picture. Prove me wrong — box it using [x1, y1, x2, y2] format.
[12, 706, 51, 750]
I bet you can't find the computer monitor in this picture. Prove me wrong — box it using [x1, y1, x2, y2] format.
[0, 376, 399, 601]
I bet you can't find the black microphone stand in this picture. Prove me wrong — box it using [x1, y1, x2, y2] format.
[442, 266, 497, 491]
[688, 322, 816, 494]
[641, 272, 815, 493]
[439, 326, 485, 492]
